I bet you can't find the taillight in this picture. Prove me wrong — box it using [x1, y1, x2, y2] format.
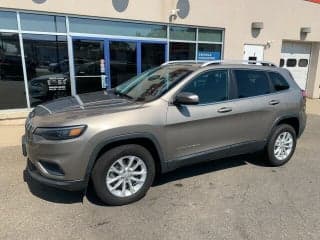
[301, 90, 307, 99]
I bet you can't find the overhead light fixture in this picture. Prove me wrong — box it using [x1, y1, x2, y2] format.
[252, 22, 264, 30]
[169, 9, 180, 22]
[301, 27, 311, 34]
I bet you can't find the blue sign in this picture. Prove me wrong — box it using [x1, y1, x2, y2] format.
[197, 51, 221, 61]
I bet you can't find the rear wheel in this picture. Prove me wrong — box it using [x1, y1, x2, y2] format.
[265, 124, 297, 166]
[92, 144, 155, 206]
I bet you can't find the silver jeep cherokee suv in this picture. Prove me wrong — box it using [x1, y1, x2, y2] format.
[22, 60, 306, 205]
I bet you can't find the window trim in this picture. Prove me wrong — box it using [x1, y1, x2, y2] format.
[172, 68, 231, 106]
[267, 71, 290, 93]
[231, 68, 274, 100]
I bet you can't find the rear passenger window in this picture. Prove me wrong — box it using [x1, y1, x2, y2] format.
[269, 72, 290, 91]
[234, 70, 271, 98]
[286, 59, 297, 67]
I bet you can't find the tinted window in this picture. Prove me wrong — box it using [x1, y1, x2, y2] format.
[0, 11, 18, 30]
[0, 33, 27, 109]
[298, 59, 308, 67]
[286, 59, 297, 67]
[170, 26, 196, 41]
[169, 42, 196, 60]
[234, 70, 271, 98]
[73, 39, 104, 94]
[23, 34, 70, 107]
[198, 29, 223, 42]
[69, 17, 167, 38]
[269, 72, 289, 91]
[182, 70, 228, 104]
[20, 13, 66, 33]
[279, 59, 285, 67]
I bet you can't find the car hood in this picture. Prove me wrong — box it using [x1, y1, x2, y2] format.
[29, 91, 143, 123]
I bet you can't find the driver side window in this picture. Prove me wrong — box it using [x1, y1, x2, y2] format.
[182, 69, 228, 104]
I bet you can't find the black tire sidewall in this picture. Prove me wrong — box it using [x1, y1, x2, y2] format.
[92, 144, 155, 206]
[267, 124, 297, 166]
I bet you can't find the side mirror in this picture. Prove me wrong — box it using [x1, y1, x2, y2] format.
[174, 92, 199, 105]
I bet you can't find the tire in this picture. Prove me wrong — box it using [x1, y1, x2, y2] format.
[91, 144, 155, 206]
[265, 124, 297, 166]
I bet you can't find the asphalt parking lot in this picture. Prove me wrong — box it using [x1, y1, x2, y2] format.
[1, 114, 320, 240]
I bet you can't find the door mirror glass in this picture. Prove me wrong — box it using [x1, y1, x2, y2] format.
[174, 92, 199, 105]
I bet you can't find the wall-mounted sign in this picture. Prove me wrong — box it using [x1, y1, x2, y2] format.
[197, 51, 221, 61]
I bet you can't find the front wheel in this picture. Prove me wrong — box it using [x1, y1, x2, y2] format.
[265, 124, 297, 166]
[92, 144, 155, 206]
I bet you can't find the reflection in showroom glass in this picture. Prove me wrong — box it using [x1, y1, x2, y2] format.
[0, 33, 27, 109]
[23, 34, 70, 107]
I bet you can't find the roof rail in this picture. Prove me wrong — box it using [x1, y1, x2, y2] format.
[201, 60, 277, 67]
[161, 60, 203, 66]
[161, 60, 278, 67]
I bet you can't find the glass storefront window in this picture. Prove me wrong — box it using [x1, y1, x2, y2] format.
[197, 43, 222, 61]
[0, 11, 18, 30]
[198, 29, 223, 42]
[141, 43, 166, 72]
[0, 33, 27, 109]
[169, 42, 196, 60]
[170, 26, 196, 41]
[110, 41, 137, 87]
[73, 40, 105, 94]
[20, 13, 66, 33]
[69, 17, 167, 38]
[23, 34, 70, 107]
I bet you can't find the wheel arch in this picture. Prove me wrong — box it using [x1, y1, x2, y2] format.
[84, 133, 166, 186]
[269, 115, 300, 140]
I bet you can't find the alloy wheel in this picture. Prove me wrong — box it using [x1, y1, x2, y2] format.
[273, 131, 294, 161]
[106, 155, 147, 198]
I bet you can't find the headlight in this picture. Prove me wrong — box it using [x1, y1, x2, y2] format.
[34, 125, 87, 140]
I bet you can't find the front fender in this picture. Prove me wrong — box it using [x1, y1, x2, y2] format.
[83, 132, 167, 186]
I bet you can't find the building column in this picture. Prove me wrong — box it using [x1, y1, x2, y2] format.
[307, 42, 320, 99]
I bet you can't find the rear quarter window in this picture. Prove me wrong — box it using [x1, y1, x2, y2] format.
[269, 72, 290, 91]
[233, 70, 271, 98]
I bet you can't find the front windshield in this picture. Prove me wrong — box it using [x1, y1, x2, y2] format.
[114, 66, 194, 102]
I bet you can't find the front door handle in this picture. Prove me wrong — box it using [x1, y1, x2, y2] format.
[269, 100, 280, 105]
[218, 107, 232, 113]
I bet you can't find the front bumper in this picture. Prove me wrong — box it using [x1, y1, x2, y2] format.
[25, 159, 86, 191]
[22, 133, 89, 191]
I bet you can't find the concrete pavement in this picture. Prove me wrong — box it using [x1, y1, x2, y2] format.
[0, 114, 320, 240]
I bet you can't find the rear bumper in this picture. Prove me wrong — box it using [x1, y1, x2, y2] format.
[25, 159, 86, 191]
[298, 111, 307, 138]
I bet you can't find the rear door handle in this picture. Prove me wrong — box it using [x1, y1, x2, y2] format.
[269, 100, 280, 105]
[218, 107, 232, 113]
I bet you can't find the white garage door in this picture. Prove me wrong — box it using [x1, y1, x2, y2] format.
[280, 42, 311, 90]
